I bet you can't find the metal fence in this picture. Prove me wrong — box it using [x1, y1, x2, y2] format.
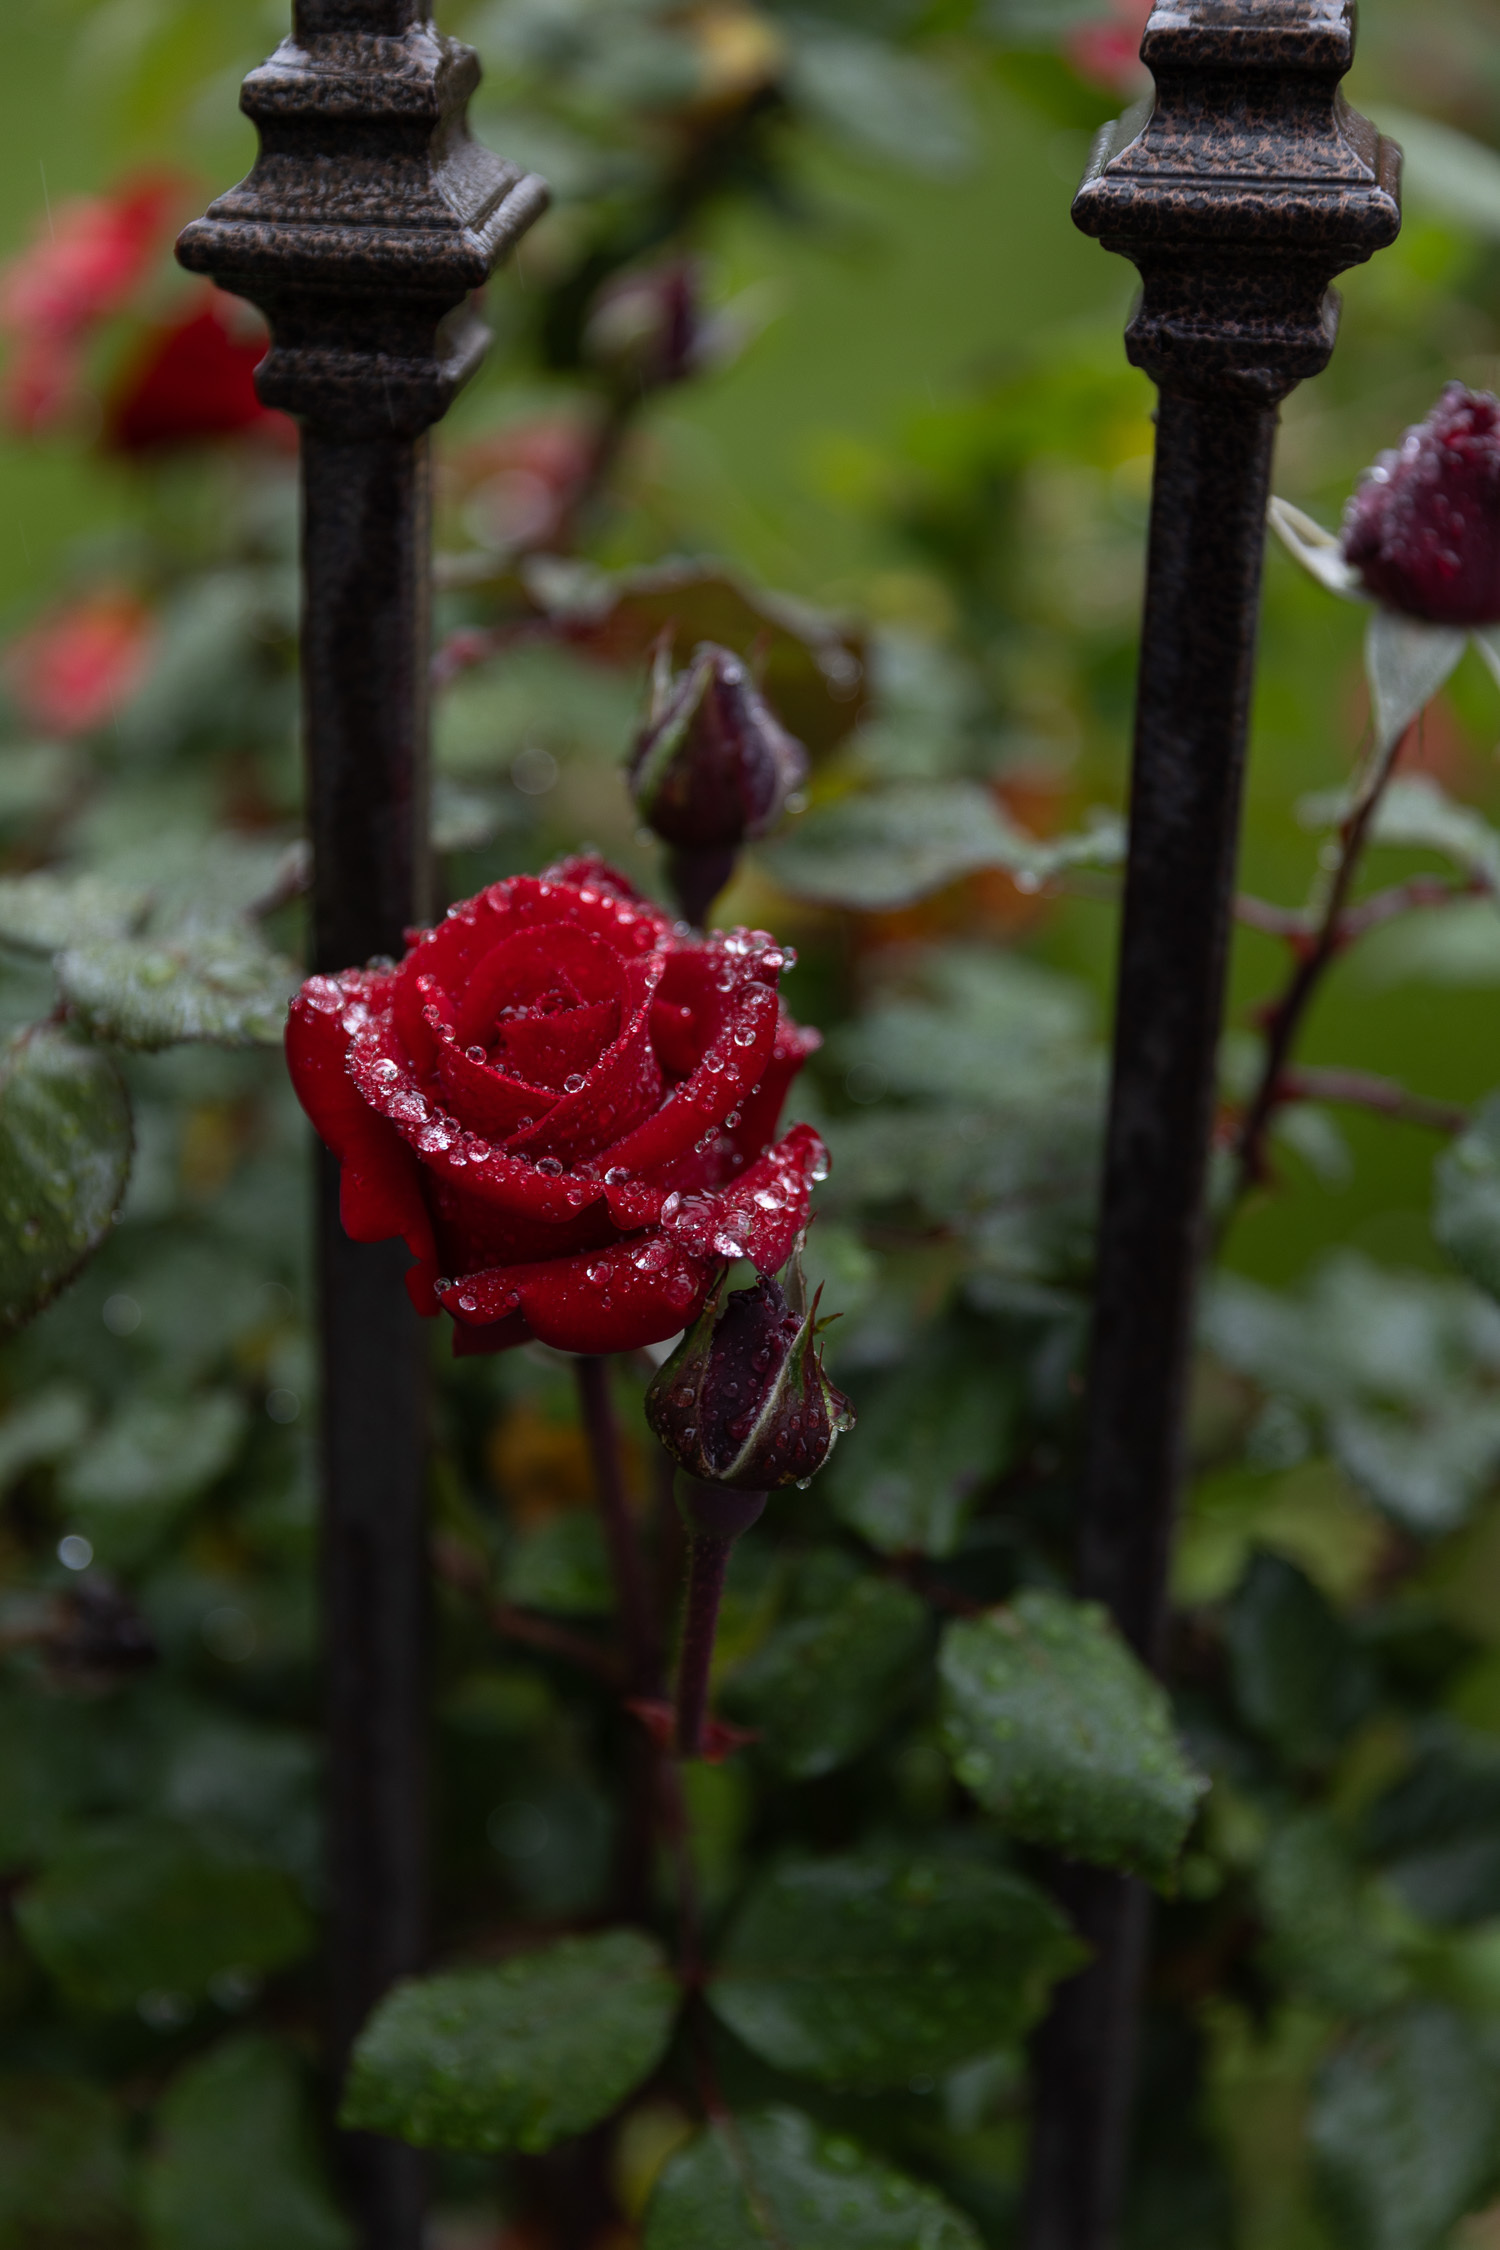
[177, 4, 1401, 2247]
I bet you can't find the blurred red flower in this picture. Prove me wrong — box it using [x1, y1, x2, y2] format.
[0, 173, 185, 434]
[105, 289, 289, 455]
[5, 591, 155, 736]
[1065, 0, 1153, 96]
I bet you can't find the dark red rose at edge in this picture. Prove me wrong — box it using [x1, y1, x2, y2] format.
[285, 857, 826, 1357]
[1342, 382, 1500, 626]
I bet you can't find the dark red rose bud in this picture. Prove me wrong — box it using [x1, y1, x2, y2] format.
[1342, 383, 1500, 625]
[584, 259, 703, 393]
[646, 1258, 854, 1492]
[627, 639, 808, 862]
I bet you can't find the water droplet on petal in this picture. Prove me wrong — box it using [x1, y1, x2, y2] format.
[563, 1073, 586, 1094]
[536, 1156, 564, 1176]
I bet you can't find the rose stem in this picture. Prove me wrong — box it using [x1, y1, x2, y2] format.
[674, 1532, 734, 1759]
[1230, 717, 1414, 1205]
[666, 845, 737, 931]
[574, 1356, 660, 1694]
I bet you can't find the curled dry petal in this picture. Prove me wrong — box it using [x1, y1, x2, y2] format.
[285, 859, 826, 1355]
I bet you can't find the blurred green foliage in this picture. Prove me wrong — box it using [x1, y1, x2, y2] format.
[6, 1, 1500, 2246]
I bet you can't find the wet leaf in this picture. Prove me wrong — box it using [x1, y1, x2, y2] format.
[1205, 1259, 1500, 1535]
[763, 782, 1122, 910]
[1366, 1723, 1500, 1927]
[939, 1592, 1207, 1884]
[824, 1318, 1017, 1556]
[58, 1390, 247, 1565]
[644, 2105, 983, 2249]
[342, 1929, 678, 2154]
[722, 1572, 930, 1779]
[1311, 2005, 1500, 2250]
[59, 926, 298, 1049]
[707, 1849, 1081, 2086]
[16, 1819, 313, 2013]
[1435, 1094, 1500, 1301]
[144, 2036, 351, 2250]
[0, 873, 149, 954]
[0, 1027, 132, 1334]
[1256, 1814, 1407, 2015]
[1227, 1553, 1375, 1769]
[0, 2075, 133, 2250]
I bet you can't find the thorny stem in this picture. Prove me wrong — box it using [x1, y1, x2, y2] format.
[575, 1356, 661, 1695]
[1279, 1064, 1469, 1138]
[1231, 720, 1417, 1201]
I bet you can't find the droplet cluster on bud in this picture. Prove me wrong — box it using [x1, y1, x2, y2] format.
[627, 640, 808, 857]
[645, 1258, 853, 1491]
[1342, 383, 1500, 626]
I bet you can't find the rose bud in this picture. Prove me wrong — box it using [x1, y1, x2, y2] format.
[584, 259, 702, 394]
[1342, 383, 1500, 625]
[645, 1258, 853, 1493]
[627, 640, 807, 922]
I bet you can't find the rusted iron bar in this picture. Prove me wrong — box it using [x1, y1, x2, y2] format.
[1025, 9, 1399, 2246]
[178, 10, 545, 2246]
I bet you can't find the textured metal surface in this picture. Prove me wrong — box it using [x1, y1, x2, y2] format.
[1026, 7, 1400, 2246]
[178, 13, 545, 2248]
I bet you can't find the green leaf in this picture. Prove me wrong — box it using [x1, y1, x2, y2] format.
[58, 926, 298, 1049]
[1226, 1553, 1374, 1769]
[1435, 1094, 1500, 1300]
[503, 1511, 615, 1616]
[1298, 772, 1500, 891]
[939, 1591, 1208, 1884]
[763, 783, 1122, 911]
[1377, 108, 1500, 241]
[722, 1571, 930, 1779]
[1205, 1259, 1500, 1535]
[143, 2036, 352, 2250]
[707, 1849, 1081, 2087]
[0, 873, 150, 954]
[58, 1390, 247, 1565]
[1366, 1723, 1500, 1928]
[16, 1818, 313, 2013]
[0, 2075, 134, 2250]
[0, 1027, 132, 1334]
[0, 1694, 106, 1872]
[823, 1318, 1017, 1556]
[1256, 1814, 1408, 2016]
[788, 28, 974, 176]
[0, 1380, 90, 1489]
[1310, 2005, 1500, 2250]
[342, 1929, 678, 2154]
[1365, 610, 1469, 761]
[644, 2106, 983, 2250]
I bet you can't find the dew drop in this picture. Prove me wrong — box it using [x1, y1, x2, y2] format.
[458, 1295, 478, 1313]
[563, 1073, 586, 1094]
[536, 1156, 564, 1176]
[466, 1044, 487, 1064]
[374, 1058, 399, 1082]
[605, 1166, 630, 1185]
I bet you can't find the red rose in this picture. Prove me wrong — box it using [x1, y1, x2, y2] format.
[286, 857, 826, 1356]
[1342, 383, 1500, 626]
[105, 291, 289, 455]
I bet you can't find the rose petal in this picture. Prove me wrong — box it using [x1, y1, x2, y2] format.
[509, 952, 665, 1167]
[439, 1231, 714, 1354]
[434, 1038, 559, 1141]
[596, 975, 779, 1178]
[662, 1122, 827, 1273]
[454, 923, 624, 1048]
[726, 1010, 821, 1164]
[285, 973, 439, 1287]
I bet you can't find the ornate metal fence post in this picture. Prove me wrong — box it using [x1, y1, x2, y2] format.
[177, 9, 546, 2244]
[1025, 7, 1399, 2246]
